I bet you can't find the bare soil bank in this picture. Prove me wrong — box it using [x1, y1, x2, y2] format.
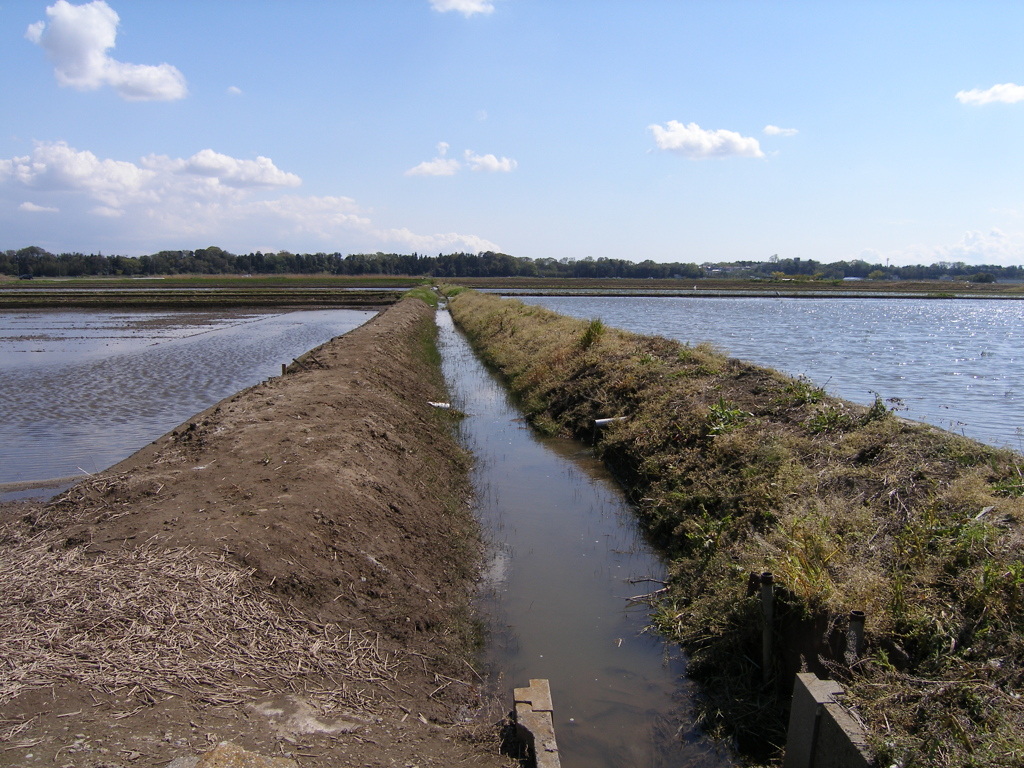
[0, 298, 512, 767]
[448, 288, 1024, 767]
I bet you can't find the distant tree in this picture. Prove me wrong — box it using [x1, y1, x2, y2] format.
[7, 243, 1020, 283]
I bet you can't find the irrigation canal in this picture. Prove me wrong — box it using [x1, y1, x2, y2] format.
[437, 309, 733, 768]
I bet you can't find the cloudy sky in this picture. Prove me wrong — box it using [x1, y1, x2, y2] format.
[2, 1, 1024, 265]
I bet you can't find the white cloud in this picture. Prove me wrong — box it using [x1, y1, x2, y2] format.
[406, 144, 517, 175]
[932, 228, 1024, 264]
[955, 83, 1024, 105]
[764, 125, 798, 137]
[429, 0, 494, 17]
[376, 227, 499, 253]
[649, 120, 764, 159]
[464, 150, 517, 172]
[4, 142, 295, 217]
[143, 149, 302, 188]
[241, 196, 370, 238]
[18, 202, 60, 213]
[191, 197, 498, 253]
[1, 141, 497, 255]
[5, 141, 155, 209]
[26, 0, 187, 101]
[227, 85, 242, 96]
[25, 21, 46, 44]
[871, 228, 1024, 266]
[406, 157, 461, 176]
[406, 143, 462, 175]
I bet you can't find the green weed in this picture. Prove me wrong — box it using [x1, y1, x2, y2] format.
[404, 285, 439, 307]
[807, 405, 853, 433]
[861, 392, 891, 425]
[579, 317, 605, 349]
[707, 397, 749, 436]
[993, 465, 1024, 497]
[784, 375, 825, 405]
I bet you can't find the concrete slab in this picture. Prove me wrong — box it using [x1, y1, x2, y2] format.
[514, 679, 560, 768]
[818, 700, 872, 768]
[783, 672, 872, 768]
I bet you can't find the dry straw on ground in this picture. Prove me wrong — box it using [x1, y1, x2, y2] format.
[0, 511, 396, 738]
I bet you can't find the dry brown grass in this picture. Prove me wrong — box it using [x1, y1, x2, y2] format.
[447, 287, 1024, 766]
[0, 510, 397, 742]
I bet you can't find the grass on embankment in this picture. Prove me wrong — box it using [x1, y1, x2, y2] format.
[446, 288, 1024, 767]
[0, 274, 421, 309]
[0, 274, 422, 289]
[0, 287, 401, 310]
[444, 276, 1024, 299]
[404, 284, 441, 308]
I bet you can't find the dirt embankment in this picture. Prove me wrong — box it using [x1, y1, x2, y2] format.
[0, 287, 401, 310]
[448, 288, 1024, 767]
[0, 297, 512, 767]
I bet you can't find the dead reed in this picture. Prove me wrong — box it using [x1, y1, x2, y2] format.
[0, 520, 396, 726]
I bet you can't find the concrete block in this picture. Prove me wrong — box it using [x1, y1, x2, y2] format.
[817, 701, 872, 768]
[783, 672, 872, 768]
[514, 678, 560, 768]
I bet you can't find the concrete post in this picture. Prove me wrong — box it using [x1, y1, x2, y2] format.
[846, 610, 865, 666]
[761, 571, 774, 684]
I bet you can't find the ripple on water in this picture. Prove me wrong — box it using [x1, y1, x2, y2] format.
[0, 308, 375, 492]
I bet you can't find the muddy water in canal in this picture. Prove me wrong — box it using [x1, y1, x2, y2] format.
[437, 310, 732, 768]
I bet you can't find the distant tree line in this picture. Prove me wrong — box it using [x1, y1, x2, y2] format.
[2, 245, 1021, 282]
[1, 246, 703, 279]
[711, 255, 1020, 283]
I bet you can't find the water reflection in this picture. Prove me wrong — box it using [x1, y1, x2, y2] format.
[0, 308, 374, 494]
[437, 310, 732, 768]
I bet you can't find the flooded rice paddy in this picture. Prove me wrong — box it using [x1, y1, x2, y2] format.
[437, 309, 732, 768]
[0, 308, 374, 500]
[521, 296, 1024, 451]
[5, 296, 1021, 765]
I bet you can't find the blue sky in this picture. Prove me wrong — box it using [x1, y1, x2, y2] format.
[2, 0, 1023, 266]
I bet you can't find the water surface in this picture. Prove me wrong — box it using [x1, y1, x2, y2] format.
[0, 308, 374, 498]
